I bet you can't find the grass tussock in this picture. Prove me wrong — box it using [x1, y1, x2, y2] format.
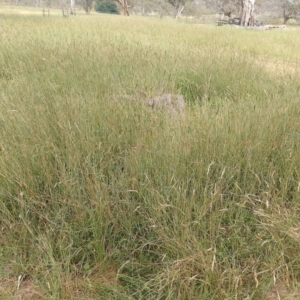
[1, 10, 300, 299]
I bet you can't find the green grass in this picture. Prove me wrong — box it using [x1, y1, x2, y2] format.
[1, 8, 300, 299]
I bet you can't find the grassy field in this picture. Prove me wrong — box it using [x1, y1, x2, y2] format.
[1, 6, 300, 299]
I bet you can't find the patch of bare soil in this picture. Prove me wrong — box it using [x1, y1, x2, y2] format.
[0, 278, 45, 300]
[265, 282, 300, 300]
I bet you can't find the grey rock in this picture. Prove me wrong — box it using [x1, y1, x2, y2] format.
[145, 94, 185, 114]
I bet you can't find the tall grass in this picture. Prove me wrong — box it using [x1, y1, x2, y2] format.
[1, 12, 300, 299]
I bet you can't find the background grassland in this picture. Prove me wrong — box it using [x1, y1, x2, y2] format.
[1, 11, 300, 299]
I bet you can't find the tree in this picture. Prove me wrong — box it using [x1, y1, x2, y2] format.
[165, 0, 186, 17]
[95, 0, 119, 13]
[280, 0, 300, 23]
[241, 0, 256, 26]
[61, 0, 76, 14]
[79, 0, 93, 13]
[114, 0, 130, 15]
[206, 0, 242, 16]
[206, 0, 257, 26]
[70, 0, 76, 14]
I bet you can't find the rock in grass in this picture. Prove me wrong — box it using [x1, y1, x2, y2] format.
[145, 94, 185, 114]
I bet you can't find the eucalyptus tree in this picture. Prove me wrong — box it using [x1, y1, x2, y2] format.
[165, 0, 187, 17]
[81, 0, 93, 13]
[280, 0, 300, 23]
[114, 0, 130, 15]
[241, 0, 256, 25]
[206, 0, 257, 26]
[206, 0, 242, 16]
[70, 0, 75, 14]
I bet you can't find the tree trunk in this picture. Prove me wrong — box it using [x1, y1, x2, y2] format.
[115, 0, 130, 16]
[70, 0, 76, 14]
[240, 0, 255, 26]
[123, 0, 129, 16]
[283, 10, 291, 24]
[175, 5, 185, 18]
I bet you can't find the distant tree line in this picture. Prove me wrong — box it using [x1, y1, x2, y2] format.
[8, 0, 300, 24]
[205, 0, 300, 24]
